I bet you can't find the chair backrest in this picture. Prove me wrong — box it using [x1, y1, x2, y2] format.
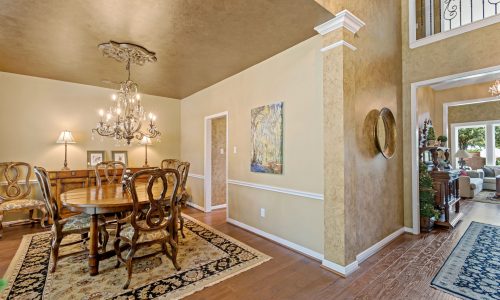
[177, 161, 190, 192]
[161, 159, 180, 170]
[0, 162, 32, 202]
[34, 166, 60, 222]
[95, 161, 126, 186]
[126, 168, 180, 232]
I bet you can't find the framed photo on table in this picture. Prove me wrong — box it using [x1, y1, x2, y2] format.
[111, 151, 128, 166]
[87, 151, 105, 167]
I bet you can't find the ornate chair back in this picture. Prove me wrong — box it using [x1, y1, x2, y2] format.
[177, 162, 190, 194]
[34, 166, 61, 223]
[0, 162, 32, 203]
[95, 161, 126, 187]
[161, 159, 180, 170]
[126, 168, 180, 232]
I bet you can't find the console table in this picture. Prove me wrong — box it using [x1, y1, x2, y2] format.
[430, 170, 462, 228]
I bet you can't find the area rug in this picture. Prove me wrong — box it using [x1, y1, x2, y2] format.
[1, 215, 271, 299]
[431, 222, 499, 300]
[468, 191, 499, 204]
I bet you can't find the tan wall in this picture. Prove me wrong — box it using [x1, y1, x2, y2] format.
[181, 36, 324, 253]
[0, 72, 180, 171]
[211, 116, 227, 206]
[402, 0, 500, 227]
[417, 86, 435, 126]
[448, 101, 500, 125]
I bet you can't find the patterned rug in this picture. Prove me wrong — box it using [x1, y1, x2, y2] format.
[1, 215, 270, 299]
[431, 222, 499, 300]
[469, 191, 499, 205]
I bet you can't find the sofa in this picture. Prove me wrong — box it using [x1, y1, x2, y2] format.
[481, 165, 500, 191]
[459, 169, 484, 198]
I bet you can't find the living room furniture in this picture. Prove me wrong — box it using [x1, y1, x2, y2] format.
[458, 169, 484, 198]
[0, 162, 47, 238]
[114, 168, 181, 289]
[496, 175, 500, 198]
[431, 170, 462, 228]
[34, 166, 108, 272]
[482, 165, 500, 190]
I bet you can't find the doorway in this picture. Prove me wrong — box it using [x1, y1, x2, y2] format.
[204, 112, 228, 212]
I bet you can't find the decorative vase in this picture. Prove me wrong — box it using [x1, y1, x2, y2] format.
[420, 216, 435, 232]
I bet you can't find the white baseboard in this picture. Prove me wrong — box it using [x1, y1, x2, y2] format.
[226, 217, 323, 261]
[186, 202, 205, 212]
[211, 204, 227, 210]
[404, 227, 417, 234]
[321, 259, 359, 277]
[356, 227, 405, 264]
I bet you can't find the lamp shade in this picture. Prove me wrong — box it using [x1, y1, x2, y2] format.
[455, 149, 471, 159]
[139, 136, 152, 145]
[56, 131, 76, 144]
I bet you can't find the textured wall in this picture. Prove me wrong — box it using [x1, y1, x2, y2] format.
[402, 4, 500, 227]
[417, 86, 435, 126]
[211, 117, 227, 206]
[180, 36, 324, 253]
[0, 72, 180, 170]
[448, 101, 500, 125]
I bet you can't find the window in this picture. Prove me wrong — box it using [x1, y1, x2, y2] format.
[495, 125, 500, 165]
[452, 121, 500, 168]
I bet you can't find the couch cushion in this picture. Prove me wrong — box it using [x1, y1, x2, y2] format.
[484, 177, 496, 184]
[482, 166, 496, 177]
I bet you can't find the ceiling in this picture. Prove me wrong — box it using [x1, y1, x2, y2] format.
[0, 0, 332, 99]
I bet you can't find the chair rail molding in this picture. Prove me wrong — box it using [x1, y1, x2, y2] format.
[188, 173, 205, 180]
[314, 9, 365, 35]
[227, 179, 324, 201]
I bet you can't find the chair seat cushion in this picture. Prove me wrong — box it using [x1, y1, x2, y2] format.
[62, 214, 105, 232]
[120, 220, 168, 243]
[483, 177, 496, 184]
[0, 199, 45, 211]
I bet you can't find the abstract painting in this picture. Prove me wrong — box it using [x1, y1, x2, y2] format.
[251, 102, 283, 174]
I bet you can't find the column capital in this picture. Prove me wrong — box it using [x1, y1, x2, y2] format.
[314, 9, 365, 35]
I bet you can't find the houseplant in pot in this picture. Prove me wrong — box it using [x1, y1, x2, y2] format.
[426, 126, 436, 147]
[419, 162, 439, 232]
[437, 135, 447, 147]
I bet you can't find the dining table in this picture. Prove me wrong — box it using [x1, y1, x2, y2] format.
[60, 182, 177, 276]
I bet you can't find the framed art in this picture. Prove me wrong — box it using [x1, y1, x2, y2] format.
[87, 151, 105, 167]
[111, 151, 128, 166]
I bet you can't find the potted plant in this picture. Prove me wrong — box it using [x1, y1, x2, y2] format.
[426, 126, 436, 147]
[437, 135, 447, 147]
[419, 162, 439, 232]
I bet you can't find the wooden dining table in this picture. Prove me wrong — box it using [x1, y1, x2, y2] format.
[60, 183, 176, 276]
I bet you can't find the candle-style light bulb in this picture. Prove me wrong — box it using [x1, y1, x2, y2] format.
[117, 108, 122, 115]
[99, 109, 104, 117]
[136, 94, 141, 100]
[148, 112, 153, 120]
[112, 94, 117, 101]
[152, 115, 157, 122]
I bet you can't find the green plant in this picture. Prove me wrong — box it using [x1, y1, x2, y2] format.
[458, 127, 485, 150]
[0, 278, 6, 291]
[419, 163, 439, 219]
[427, 126, 436, 141]
[437, 135, 447, 143]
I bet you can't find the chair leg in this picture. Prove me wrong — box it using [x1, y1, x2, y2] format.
[0, 211, 4, 239]
[169, 237, 181, 271]
[51, 236, 63, 273]
[123, 248, 136, 289]
[39, 207, 48, 228]
[29, 209, 35, 227]
[100, 226, 109, 251]
[178, 206, 186, 239]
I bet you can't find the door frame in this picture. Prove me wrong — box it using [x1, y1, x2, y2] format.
[204, 111, 229, 213]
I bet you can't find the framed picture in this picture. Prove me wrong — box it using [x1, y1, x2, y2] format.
[111, 151, 128, 165]
[87, 151, 105, 167]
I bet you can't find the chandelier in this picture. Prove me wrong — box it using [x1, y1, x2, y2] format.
[489, 80, 500, 98]
[92, 41, 160, 145]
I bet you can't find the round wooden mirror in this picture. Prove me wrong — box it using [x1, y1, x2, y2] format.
[375, 108, 396, 159]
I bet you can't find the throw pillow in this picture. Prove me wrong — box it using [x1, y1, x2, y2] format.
[459, 170, 468, 176]
[482, 166, 495, 177]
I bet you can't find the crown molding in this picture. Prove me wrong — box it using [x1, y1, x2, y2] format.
[320, 40, 357, 52]
[314, 9, 365, 35]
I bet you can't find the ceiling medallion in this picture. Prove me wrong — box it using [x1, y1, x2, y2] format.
[489, 80, 500, 98]
[92, 42, 160, 145]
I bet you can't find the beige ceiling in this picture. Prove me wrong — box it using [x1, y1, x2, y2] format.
[0, 0, 332, 99]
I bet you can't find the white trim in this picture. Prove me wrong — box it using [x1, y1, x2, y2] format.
[314, 9, 366, 35]
[0, 179, 38, 186]
[356, 228, 405, 263]
[211, 204, 227, 210]
[188, 173, 205, 180]
[409, 1, 500, 49]
[320, 40, 357, 53]
[204, 111, 229, 213]
[404, 227, 417, 234]
[410, 65, 500, 235]
[228, 179, 324, 200]
[186, 201, 206, 212]
[321, 259, 359, 277]
[226, 217, 324, 261]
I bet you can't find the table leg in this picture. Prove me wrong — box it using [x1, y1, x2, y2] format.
[89, 214, 99, 276]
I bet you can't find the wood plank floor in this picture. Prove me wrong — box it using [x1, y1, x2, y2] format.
[0, 199, 498, 299]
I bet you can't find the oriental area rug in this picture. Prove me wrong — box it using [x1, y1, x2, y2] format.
[1, 215, 270, 299]
[431, 222, 499, 300]
[469, 191, 499, 205]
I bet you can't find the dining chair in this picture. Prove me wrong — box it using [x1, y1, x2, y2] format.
[0, 162, 47, 238]
[160, 159, 180, 170]
[176, 161, 190, 238]
[34, 166, 109, 272]
[114, 168, 181, 289]
[95, 161, 126, 187]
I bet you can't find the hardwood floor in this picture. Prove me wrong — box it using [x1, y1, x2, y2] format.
[0, 200, 498, 299]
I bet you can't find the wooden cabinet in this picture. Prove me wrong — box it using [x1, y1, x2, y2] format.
[430, 170, 463, 228]
[49, 167, 154, 216]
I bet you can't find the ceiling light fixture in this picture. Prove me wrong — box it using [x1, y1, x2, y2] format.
[92, 41, 160, 145]
[489, 80, 500, 98]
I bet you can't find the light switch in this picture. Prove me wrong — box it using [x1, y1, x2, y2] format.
[233, 146, 237, 154]
[260, 208, 266, 218]
[220, 148, 224, 155]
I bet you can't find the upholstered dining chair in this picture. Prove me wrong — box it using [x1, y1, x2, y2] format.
[176, 161, 190, 238]
[0, 162, 47, 238]
[160, 158, 180, 170]
[34, 166, 109, 272]
[95, 161, 126, 187]
[114, 168, 181, 289]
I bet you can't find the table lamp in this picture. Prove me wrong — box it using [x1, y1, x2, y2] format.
[56, 131, 76, 170]
[140, 136, 152, 167]
[455, 149, 471, 169]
